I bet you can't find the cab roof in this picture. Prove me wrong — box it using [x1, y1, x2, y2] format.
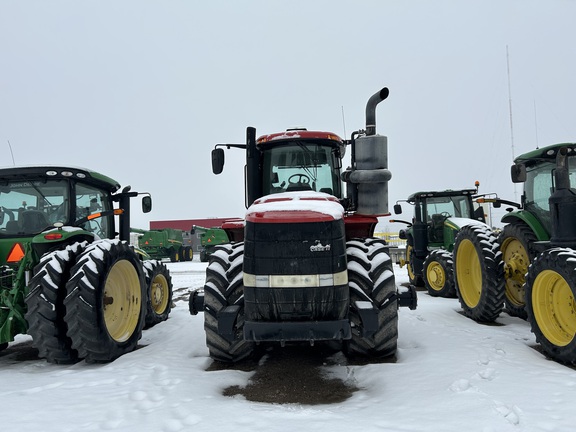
[0, 165, 121, 193]
[514, 143, 576, 165]
[257, 129, 343, 147]
[407, 189, 476, 203]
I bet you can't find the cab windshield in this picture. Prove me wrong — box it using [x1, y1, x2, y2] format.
[0, 179, 113, 237]
[262, 143, 342, 198]
[423, 195, 471, 220]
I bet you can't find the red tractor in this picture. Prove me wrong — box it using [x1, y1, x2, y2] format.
[190, 88, 416, 362]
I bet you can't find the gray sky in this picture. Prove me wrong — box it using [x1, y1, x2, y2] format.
[1, 0, 575, 230]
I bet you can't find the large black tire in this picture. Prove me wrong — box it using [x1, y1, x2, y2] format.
[203, 242, 254, 363]
[169, 248, 179, 263]
[200, 249, 208, 263]
[344, 238, 398, 358]
[64, 240, 146, 363]
[453, 224, 504, 322]
[406, 240, 424, 287]
[498, 222, 537, 319]
[0, 342, 7, 351]
[142, 260, 173, 329]
[183, 246, 193, 262]
[525, 248, 576, 365]
[423, 249, 456, 298]
[25, 241, 87, 364]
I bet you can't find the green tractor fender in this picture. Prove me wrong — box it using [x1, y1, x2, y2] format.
[501, 211, 550, 241]
[443, 218, 488, 252]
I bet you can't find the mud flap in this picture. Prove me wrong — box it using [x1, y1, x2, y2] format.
[355, 300, 379, 337]
[218, 305, 241, 341]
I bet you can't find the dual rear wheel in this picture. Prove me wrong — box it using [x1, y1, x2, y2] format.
[26, 239, 172, 363]
[525, 248, 576, 365]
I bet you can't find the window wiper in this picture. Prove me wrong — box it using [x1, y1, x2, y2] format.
[27, 181, 53, 207]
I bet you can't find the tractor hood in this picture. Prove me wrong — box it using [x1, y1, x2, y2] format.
[245, 191, 344, 223]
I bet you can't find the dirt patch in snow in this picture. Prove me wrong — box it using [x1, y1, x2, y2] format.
[212, 344, 395, 405]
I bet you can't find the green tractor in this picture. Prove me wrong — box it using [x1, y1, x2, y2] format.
[191, 225, 229, 262]
[452, 143, 576, 364]
[0, 166, 173, 362]
[392, 187, 487, 298]
[134, 227, 193, 262]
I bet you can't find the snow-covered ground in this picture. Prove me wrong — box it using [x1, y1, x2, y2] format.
[1, 260, 575, 432]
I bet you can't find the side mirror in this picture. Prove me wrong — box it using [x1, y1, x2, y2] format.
[212, 148, 225, 174]
[511, 163, 526, 183]
[393, 204, 402, 215]
[142, 196, 152, 213]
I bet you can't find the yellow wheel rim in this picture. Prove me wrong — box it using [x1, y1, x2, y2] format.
[427, 260, 446, 292]
[103, 260, 141, 342]
[501, 238, 529, 307]
[532, 270, 576, 347]
[456, 239, 482, 308]
[150, 273, 169, 314]
[407, 245, 416, 282]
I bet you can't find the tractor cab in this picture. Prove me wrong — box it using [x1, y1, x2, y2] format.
[508, 142, 576, 242]
[0, 166, 151, 265]
[395, 188, 480, 251]
[392, 187, 486, 295]
[256, 130, 345, 198]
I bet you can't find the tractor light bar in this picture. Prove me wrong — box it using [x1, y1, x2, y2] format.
[243, 270, 348, 288]
[87, 209, 123, 220]
[45, 170, 87, 179]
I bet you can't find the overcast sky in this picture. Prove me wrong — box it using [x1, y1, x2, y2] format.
[1, 0, 575, 230]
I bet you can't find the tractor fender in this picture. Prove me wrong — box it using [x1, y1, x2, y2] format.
[31, 226, 96, 258]
[445, 217, 489, 231]
[501, 211, 549, 241]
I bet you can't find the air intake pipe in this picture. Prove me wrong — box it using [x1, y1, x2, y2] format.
[344, 87, 392, 216]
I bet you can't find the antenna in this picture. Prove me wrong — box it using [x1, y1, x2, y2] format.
[7, 140, 15, 166]
[506, 45, 517, 201]
[534, 99, 539, 149]
[341, 106, 347, 138]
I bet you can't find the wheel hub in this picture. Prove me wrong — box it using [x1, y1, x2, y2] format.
[502, 239, 530, 306]
[533, 269, 576, 347]
[456, 239, 482, 308]
[103, 260, 142, 343]
[427, 262, 445, 291]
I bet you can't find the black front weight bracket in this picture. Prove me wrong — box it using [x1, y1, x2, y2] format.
[397, 285, 418, 310]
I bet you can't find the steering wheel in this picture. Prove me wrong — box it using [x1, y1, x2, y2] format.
[440, 211, 451, 218]
[288, 174, 311, 186]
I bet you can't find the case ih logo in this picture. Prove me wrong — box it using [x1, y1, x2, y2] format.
[310, 241, 331, 252]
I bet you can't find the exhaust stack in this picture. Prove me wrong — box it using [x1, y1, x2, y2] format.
[365, 87, 389, 136]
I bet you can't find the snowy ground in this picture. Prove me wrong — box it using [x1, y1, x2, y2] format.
[1, 260, 576, 432]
